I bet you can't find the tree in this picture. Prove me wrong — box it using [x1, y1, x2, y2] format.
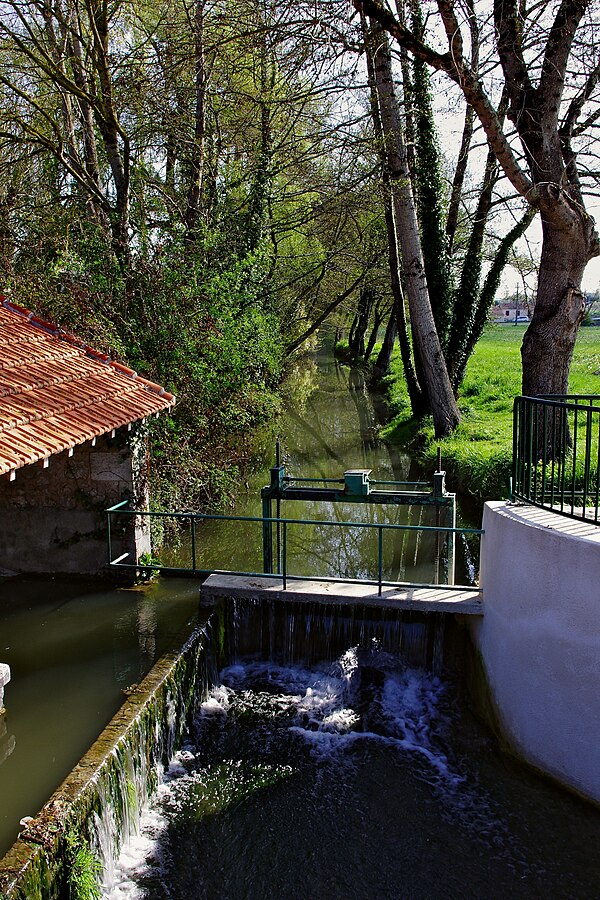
[365, 17, 461, 436]
[353, 0, 600, 397]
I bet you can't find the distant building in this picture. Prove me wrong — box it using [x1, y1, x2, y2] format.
[491, 302, 530, 324]
[0, 296, 174, 575]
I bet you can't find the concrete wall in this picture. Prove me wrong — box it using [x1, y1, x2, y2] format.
[475, 500, 600, 803]
[0, 427, 151, 576]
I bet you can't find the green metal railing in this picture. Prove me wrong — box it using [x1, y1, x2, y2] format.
[513, 394, 600, 524]
[106, 502, 483, 595]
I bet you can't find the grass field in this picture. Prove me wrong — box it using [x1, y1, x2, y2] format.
[382, 325, 600, 501]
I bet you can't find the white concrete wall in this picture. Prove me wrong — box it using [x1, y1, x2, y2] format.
[475, 501, 600, 803]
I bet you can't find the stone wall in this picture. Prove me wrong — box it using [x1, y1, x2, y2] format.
[474, 501, 600, 804]
[0, 426, 150, 576]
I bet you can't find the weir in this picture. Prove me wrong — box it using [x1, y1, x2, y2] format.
[2, 527, 599, 895]
[0, 596, 457, 897]
[3, 579, 598, 898]
[200, 573, 483, 615]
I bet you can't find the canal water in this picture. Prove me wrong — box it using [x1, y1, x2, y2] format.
[102, 358, 600, 899]
[162, 359, 456, 586]
[0, 577, 201, 858]
[106, 649, 600, 899]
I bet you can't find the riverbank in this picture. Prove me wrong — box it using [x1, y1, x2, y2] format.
[380, 325, 600, 503]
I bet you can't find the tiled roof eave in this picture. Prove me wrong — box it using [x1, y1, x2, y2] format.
[0, 408, 172, 477]
[0, 296, 175, 476]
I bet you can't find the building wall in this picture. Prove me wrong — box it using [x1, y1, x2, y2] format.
[0, 427, 150, 575]
[474, 501, 600, 803]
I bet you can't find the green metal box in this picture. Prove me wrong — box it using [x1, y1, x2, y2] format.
[344, 469, 372, 496]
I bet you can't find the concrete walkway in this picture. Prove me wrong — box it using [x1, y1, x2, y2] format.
[200, 574, 483, 615]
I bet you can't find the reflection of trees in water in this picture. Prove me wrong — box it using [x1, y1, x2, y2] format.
[165, 357, 449, 584]
[282, 360, 320, 413]
[348, 369, 379, 458]
[0, 715, 15, 767]
[286, 405, 345, 471]
[175, 499, 441, 584]
[286, 502, 440, 584]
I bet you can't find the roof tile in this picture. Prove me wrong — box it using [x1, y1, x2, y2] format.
[0, 297, 175, 476]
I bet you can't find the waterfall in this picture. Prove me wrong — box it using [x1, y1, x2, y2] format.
[0, 600, 450, 899]
[220, 596, 444, 670]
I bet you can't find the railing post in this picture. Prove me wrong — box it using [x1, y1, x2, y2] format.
[191, 515, 197, 572]
[262, 493, 273, 574]
[583, 406, 592, 513]
[378, 526, 383, 596]
[541, 404, 548, 506]
[512, 398, 519, 497]
[526, 399, 534, 499]
[595, 416, 600, 523]
[559, 403, 567, 511]
[447, 497, 456, 585]
[550, 403, 557, 509]
[570, 404, 579, 515]
[107, 509, 112, 565]
[282, 521, 287, 590]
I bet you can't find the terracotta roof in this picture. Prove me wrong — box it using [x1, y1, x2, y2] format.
[0, 296, 175, 476]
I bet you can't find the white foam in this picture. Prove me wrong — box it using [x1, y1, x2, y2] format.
[105, 656, 463, 895]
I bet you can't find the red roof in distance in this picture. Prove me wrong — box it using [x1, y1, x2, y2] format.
[0, 296, 175, 476]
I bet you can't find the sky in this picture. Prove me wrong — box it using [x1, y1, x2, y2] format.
[429, 66, 600, 300]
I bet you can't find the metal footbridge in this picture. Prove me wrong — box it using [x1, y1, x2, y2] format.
[107, 452, 483, 616]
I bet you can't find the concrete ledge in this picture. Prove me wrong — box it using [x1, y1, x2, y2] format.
[201, 574, 483, 615]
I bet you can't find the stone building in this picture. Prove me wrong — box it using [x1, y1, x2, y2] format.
[0, 296, 175, 575]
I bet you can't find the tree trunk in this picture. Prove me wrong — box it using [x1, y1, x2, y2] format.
[184, 0, 206, 244]
[446, 145, 499, 387]
[364, 12, 423, 411]
[368, 19, 460, 437]
[371, 305, 397, 379]
[0, 186, 16, 276]
[86, 0, 131, 268]
[67, 4, 111, 234]
[364, 301, 385, 362]
[452, 205, 535, 390]
[522, 203, 597, 396]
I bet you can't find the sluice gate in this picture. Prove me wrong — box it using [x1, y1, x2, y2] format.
[107, 447, 483, 610]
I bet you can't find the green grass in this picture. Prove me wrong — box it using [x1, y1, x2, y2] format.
[382, 325, 600, 501]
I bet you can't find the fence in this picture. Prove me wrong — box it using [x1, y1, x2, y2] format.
[106, 503, 482, 594]
[512, 395, 600, 523]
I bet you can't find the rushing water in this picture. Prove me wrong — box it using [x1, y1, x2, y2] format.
[105, 625, 600, 899]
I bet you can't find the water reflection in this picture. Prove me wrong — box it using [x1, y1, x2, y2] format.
[164, 357, 452, 586]
[0, 577, 201, 857]
[0, 715, 15, 767]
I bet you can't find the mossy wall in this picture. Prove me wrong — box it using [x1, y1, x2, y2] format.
[0, 612, 215, 899]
